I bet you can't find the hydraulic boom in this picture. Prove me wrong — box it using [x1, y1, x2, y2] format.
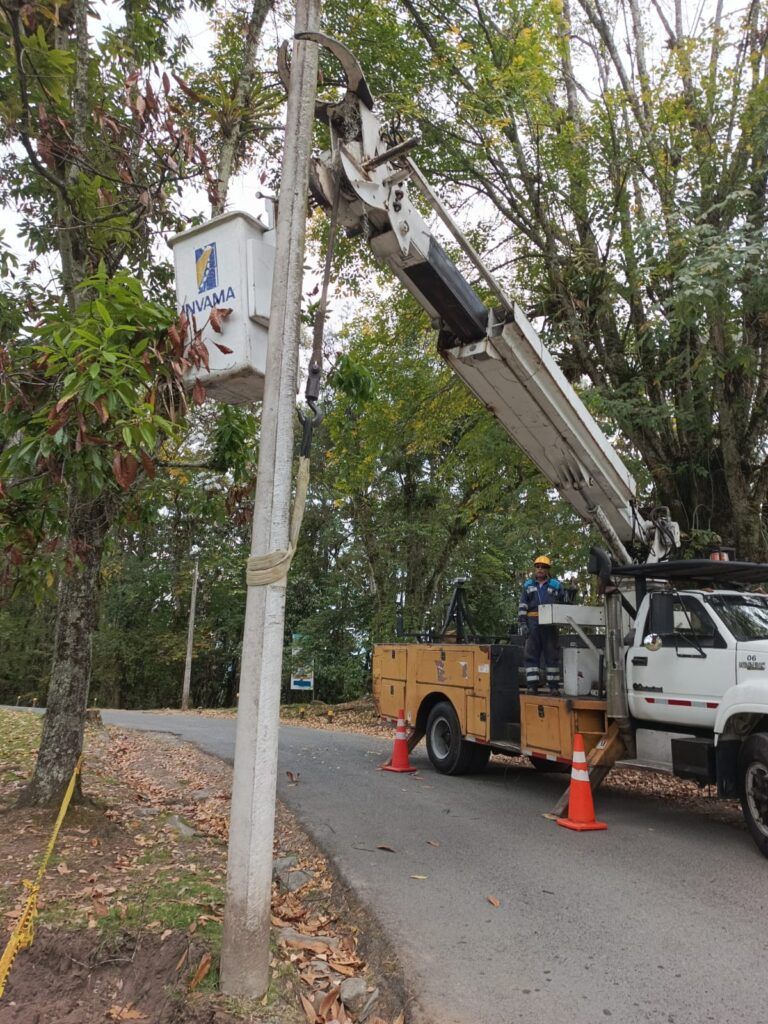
[288, 33, 680, 563]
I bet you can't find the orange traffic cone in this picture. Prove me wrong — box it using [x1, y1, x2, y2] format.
[381, 709, 417, 773]
[556, 733, 607, 832]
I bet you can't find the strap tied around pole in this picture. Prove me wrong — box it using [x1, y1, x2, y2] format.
[245, 452, 311, 587]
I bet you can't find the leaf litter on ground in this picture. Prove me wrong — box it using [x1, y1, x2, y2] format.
[0, 708, 409, 1024]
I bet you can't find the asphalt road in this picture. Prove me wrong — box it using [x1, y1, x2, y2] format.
[31, 710, 768, 1023]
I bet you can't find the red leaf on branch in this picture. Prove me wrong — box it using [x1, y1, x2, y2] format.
[46, 414, 68, 435]
[212, 342, 233, 355]
[93, 398, 109, 424]
[162, 72, 171, 96]
[209, 308, 222, 333]
[190, 338, 209, 371]
[192, 380, 206, 406]
[172, 74, 206, 103]
[112, 453, 127, 489]
[123, 454, 139, 488]
[140, 451, 156, 480]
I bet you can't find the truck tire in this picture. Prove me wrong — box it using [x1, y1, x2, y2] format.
[468, 744, 492, 773]
[529, 755, 571, 775]
[426, 702, 475, 775]
[739, 732, 768, 858]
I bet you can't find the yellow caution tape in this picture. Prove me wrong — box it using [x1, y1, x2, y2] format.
[0, 755, 82, 999]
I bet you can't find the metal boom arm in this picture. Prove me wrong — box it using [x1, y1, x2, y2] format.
[291, 33, 679, 563]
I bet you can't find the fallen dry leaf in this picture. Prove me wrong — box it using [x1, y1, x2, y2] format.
[376, 844, 396, 853]
[284, 937, 335, 954]
[327, 960, 357, 977]
[286, 770, 300, 785]
[410, 875, 427, 880]
[487, 896, 500, 908]
[56, 862, 71, 875]
[299, 992, 317, 1023]
[175, 947, 188, 972]
[426, 840, 440, 847]
[393, 1012, 405, 1024]
[319, 986, 340, 1017]
[188, 951, 212, 991]
[160, 928, 172, 942]
[106, 1005, 147, 1021]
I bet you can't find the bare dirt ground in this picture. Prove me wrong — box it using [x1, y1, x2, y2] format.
[0, 709, 409, 1024]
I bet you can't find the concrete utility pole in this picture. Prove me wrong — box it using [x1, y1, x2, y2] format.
[181, 557, 199, 712]
[219, 0, 320, 999]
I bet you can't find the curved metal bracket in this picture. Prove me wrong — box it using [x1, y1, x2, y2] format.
[293, 31, 375, 110]
[278, 31, 375, 121]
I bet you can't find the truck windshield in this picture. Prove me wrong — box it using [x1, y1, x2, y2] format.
[704, 594, 768, 641]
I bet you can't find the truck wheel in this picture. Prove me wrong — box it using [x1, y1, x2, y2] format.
[426, 702, 474, 775]
[468, 744, 492, 774]
[529, 755, 571, 775]
[739, 733, 768, 857]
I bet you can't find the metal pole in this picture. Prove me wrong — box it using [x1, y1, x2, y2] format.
[219, 0, 320, 999]
[181, 558, 199, 712]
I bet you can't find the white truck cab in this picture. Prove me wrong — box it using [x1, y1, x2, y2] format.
[592, 556, 768, 857]
[627, 589, 768, 730]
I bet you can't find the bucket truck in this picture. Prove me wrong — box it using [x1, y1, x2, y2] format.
[295, 34, 768, 858]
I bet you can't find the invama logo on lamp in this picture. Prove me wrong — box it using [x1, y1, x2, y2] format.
[195, 242, 218, 293]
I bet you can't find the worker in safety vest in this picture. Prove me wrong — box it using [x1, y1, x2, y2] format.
[518, 555, 564, 694]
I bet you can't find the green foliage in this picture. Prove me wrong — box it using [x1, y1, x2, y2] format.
[331, 354, 374, 404]
[209, 404, 259, 482]
[325, 0, 768, 558]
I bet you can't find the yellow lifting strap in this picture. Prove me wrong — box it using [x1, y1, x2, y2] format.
[0, 756, 82, 999]
[245, 454, 310, 587]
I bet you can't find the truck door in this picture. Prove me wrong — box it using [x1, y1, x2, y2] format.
[627, 595, 733, 727]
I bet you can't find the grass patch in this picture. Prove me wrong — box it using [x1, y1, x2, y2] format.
[0, 708, 41, 772]
[101, 869, 223, 937]
[137, 843, 174, 865]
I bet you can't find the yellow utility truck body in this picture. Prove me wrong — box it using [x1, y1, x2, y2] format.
[373, 641, 608, 775]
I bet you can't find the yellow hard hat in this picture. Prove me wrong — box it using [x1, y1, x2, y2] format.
[533, 555, 551, 567]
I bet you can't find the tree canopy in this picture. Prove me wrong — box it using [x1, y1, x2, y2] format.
[2, 0, 767, 749]
[325, 0, 768, 557]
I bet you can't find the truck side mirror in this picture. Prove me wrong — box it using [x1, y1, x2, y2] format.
[643, 633, 663, 652]
[648, 592, 674, 636]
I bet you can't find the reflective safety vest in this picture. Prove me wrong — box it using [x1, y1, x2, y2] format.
[518, 577, 563, 624]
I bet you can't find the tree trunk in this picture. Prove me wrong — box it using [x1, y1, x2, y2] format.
[212, 0, 275, 215]
[19, 487, 112, 806]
